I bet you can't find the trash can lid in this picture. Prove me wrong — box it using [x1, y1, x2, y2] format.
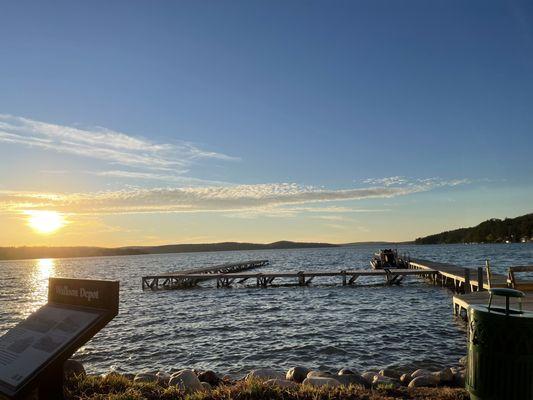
[488, 288, 525, 298]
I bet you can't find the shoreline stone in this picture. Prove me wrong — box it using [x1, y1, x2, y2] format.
[286, 367, 310, 383]
[303, 376, 341, 388]
[73, 357, 467, 392]
[338, 367, 359, 376]
[307, 370, 333, 378]
[169, 369, 203, 393]
[264, 379, 299, 389]
[336, 373, 370, 388]
[63, 359, 86, 380]
[246, 368, 285, 381]
[408, 374, 439, 388]
[372, 375, 400, 389]
[197, 370, 221, 386]
[133, 372, 158, 383]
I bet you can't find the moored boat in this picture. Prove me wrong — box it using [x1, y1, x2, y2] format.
[370, 249, 406, 269]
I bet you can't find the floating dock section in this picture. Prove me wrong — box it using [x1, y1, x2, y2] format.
[141, 260, 269, 290]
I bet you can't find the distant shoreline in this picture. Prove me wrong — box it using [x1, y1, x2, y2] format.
[0, 241, 342, 261]
[1, 240, 530, 262]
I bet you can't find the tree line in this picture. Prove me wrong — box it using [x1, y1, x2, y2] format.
[415, 213, 533, 244]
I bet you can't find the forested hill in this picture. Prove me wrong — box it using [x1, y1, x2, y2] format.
[0, 241, 338, 260]
[415, 213, 533, 244]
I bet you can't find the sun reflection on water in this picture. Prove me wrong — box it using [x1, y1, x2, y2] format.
[29, 258, 57, 305]
[37, 258, 56, 279]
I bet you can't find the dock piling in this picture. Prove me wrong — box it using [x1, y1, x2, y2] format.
[477, 267, 484, 291]
[464, 268, 471, 293]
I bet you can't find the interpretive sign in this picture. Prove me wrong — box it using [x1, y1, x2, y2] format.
[0, 278, 119, 399]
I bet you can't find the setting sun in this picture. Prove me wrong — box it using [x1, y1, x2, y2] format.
[25, 211, 66, 234]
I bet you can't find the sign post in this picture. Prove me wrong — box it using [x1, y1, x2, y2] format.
[0, 278, 119, 399]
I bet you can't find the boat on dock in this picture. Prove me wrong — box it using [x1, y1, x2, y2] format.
[370, 249, 406, 270]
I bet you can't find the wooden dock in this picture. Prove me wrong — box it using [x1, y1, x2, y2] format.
[141, 256, 532, 323]
[142, 268, 437, 290]
[406, 257, 533, 320]
[141, 260, 269, 290]
[407, 258, 508, 292]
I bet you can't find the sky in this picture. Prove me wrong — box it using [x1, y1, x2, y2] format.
[0, 0, 532, 247]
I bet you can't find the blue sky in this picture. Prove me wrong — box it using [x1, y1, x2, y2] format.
[0, 1, 532, 246]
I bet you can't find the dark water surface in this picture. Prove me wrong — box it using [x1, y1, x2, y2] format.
[1, 243, 531, 376]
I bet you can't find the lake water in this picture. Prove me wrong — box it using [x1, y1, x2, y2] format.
[1, 243, 531, 376]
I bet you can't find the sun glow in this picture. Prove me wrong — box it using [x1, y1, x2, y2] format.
[25, 210, 66, 234]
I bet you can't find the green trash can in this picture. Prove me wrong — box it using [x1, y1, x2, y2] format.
[466, 288, 533, 400]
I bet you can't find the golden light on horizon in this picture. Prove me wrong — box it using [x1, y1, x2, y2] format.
[25, 210, 66, 234]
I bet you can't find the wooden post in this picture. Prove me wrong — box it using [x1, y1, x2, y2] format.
[341, 270, 347, 286]
[464, 268, 471, 293]
[485, 260, 492, 289]
[298, 271, 305, 286]
[477, 267, 484, 291]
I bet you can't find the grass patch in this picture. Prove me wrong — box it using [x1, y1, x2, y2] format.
[64, 375, 469, 400]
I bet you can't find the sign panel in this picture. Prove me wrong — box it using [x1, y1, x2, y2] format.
[0, 278, 119, 399]
[48, 278, 119, 313]
[0, 305, 101, 388]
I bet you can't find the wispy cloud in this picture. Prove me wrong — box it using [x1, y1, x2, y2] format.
[363, 176, 408, 186]
[0, 114, 237, 173]
[85, 170, 229, 186]
[0, 178, 467, 215]
[363, 176, 470, 187]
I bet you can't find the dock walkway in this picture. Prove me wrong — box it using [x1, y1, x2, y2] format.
[408, 258, 508, 292]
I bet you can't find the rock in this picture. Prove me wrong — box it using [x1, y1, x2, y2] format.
[246, 368, 285, 381]
[408, 375, 439, 388]
[302, 377, 341, 388]
[436, 367, 454, 385]
[338, 368, 359, 376]
[63, 359, 86, 380]
[400, 373, 412, 385]
[134, 372, 158, 383]
[459, 356, 467, 366]
[156, 371, 170, 385]
[361, 371, 379, 383]
[453, 371, 465, 387]
[201, 382, 212, 391]
[306, 370, 333, 378]
[197, 370, 220, 386]
[379, 368, 402, 380]
[168, 369, 203, 393]
[335, 373, 370, 388]
[264, 379, 299, 389]
[372, 375, 400, 389]
[286, 367, 310, 383]
[411, 369, 432, 378]
[123, 373, 136, 381]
